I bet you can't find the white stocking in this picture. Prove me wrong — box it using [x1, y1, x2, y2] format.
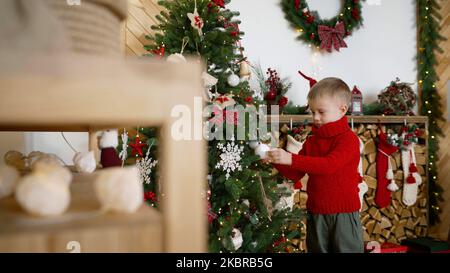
[358, 138, 368, 211]
[402, 144, 418, 206]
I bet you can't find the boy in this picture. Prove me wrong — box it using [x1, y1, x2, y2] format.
[267, 77, 364, 253]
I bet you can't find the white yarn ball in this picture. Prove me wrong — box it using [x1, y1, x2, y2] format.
[15, 174, 71, 216]
[32, 159, 72, 187]
[167, 53, 186, 63]
[73, 151, 96, 173]
[255, 143, 271, 159]
[0, 165, 20, 199]
[94, 166, 143, 213]
[227, 73, 240, 87]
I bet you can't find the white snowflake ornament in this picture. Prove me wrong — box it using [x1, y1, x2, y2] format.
[215, 141, 244, 180]
[136, 146, 158, 184]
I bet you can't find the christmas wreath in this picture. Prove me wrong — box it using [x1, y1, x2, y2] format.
[281, 0, 364, 52]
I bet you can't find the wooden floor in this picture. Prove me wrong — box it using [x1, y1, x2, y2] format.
[429, 0, 450, 242]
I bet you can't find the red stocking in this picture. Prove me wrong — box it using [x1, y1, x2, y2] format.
[375, 130, 399, 208]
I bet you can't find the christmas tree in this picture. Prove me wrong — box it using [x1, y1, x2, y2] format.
[136, 0, 303, 252]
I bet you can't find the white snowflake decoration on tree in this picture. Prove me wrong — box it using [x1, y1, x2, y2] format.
[215, 141, 244, 180]
[136, 145, 158, 184]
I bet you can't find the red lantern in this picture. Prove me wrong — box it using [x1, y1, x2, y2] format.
[351, 85, 363, 115]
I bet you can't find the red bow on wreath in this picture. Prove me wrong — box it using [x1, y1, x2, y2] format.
[317, 21, 347, 53]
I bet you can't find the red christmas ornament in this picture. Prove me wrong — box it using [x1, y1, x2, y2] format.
[211, 0, 224, 8]
[294, 0, 300, 11]
[245, 96, 253, 104]
[414, 129, 422, 137]
[266, 91, 276, 101]
[144, 191, 157, 202]
[293, 180, 302, 190]
[309, 32, 315, 40]
[304, 12, 315, 24]
[279, 96, 288, 107]
[351, 8, 360, 21]
[130, 136, 147, 157]
[152, 46, 165, 57]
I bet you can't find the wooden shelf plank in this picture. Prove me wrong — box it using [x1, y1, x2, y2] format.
[266, 115, 429, 124]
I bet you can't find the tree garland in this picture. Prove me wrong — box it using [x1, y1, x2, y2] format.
[417, 0, 446, 225]
[281, 0, 364, 52]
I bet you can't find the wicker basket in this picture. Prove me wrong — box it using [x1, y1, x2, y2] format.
[45, 0, 128, 56]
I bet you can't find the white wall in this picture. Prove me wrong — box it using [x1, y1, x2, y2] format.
[229, 0, 417, 105]
[1, 0, 418, 163]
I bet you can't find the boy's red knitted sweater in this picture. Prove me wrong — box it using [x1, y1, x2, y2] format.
[274, 116, 361, 214]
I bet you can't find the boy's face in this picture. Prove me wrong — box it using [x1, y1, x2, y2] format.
[309, 96, 348, 127]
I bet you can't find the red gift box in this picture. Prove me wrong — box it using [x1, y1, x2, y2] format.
[365, 242, 408, 253]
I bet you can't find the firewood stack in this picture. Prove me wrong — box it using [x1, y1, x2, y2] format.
[289, 122, 428, 251]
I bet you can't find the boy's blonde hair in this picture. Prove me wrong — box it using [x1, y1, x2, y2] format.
[307, 77, 351, 106]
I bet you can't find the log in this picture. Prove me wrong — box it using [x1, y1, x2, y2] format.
[366, 220, 376, 235]
[391, 158, 397, 171]
[365, 196, 375, 206]
[367, 163, 377, 178]
[401, 209, 411, 219]
[393, 153, 401, 169]
[357, 124, 365, 135]
[380, 217, 392, 229]
[392, 199, 399, 210]
[395, 171, 403, 180]
[414, 145, 426, 154]
[406, 218, 415, 230]
[367, 153, 376, 164]
[371, 129, 377, 138]
[364, 175, 377, 189]
[373, 223, 382, 235]
[294, 192, 299, 203]
[364, 139, 376, 155]
[415, 154, 427, 165]
[394, 190, 402, 201]
[362, 157, 369, 174]
[417, 165, 425, 175]
[361, 213, 370, 225]
[394, 226, 405, 238]
[381, 229, 391, 239]
[363, 229, 370, 242]
[368, 207, 381, 221]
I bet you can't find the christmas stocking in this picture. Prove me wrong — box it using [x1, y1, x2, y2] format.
[402, 144, 422, 206]
[286, 135, 303, 154]
[375, 130, 399, 208]
[357, 138, 368, 211]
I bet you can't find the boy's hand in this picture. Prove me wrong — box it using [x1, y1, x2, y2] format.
[267, 148, 292, 165]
